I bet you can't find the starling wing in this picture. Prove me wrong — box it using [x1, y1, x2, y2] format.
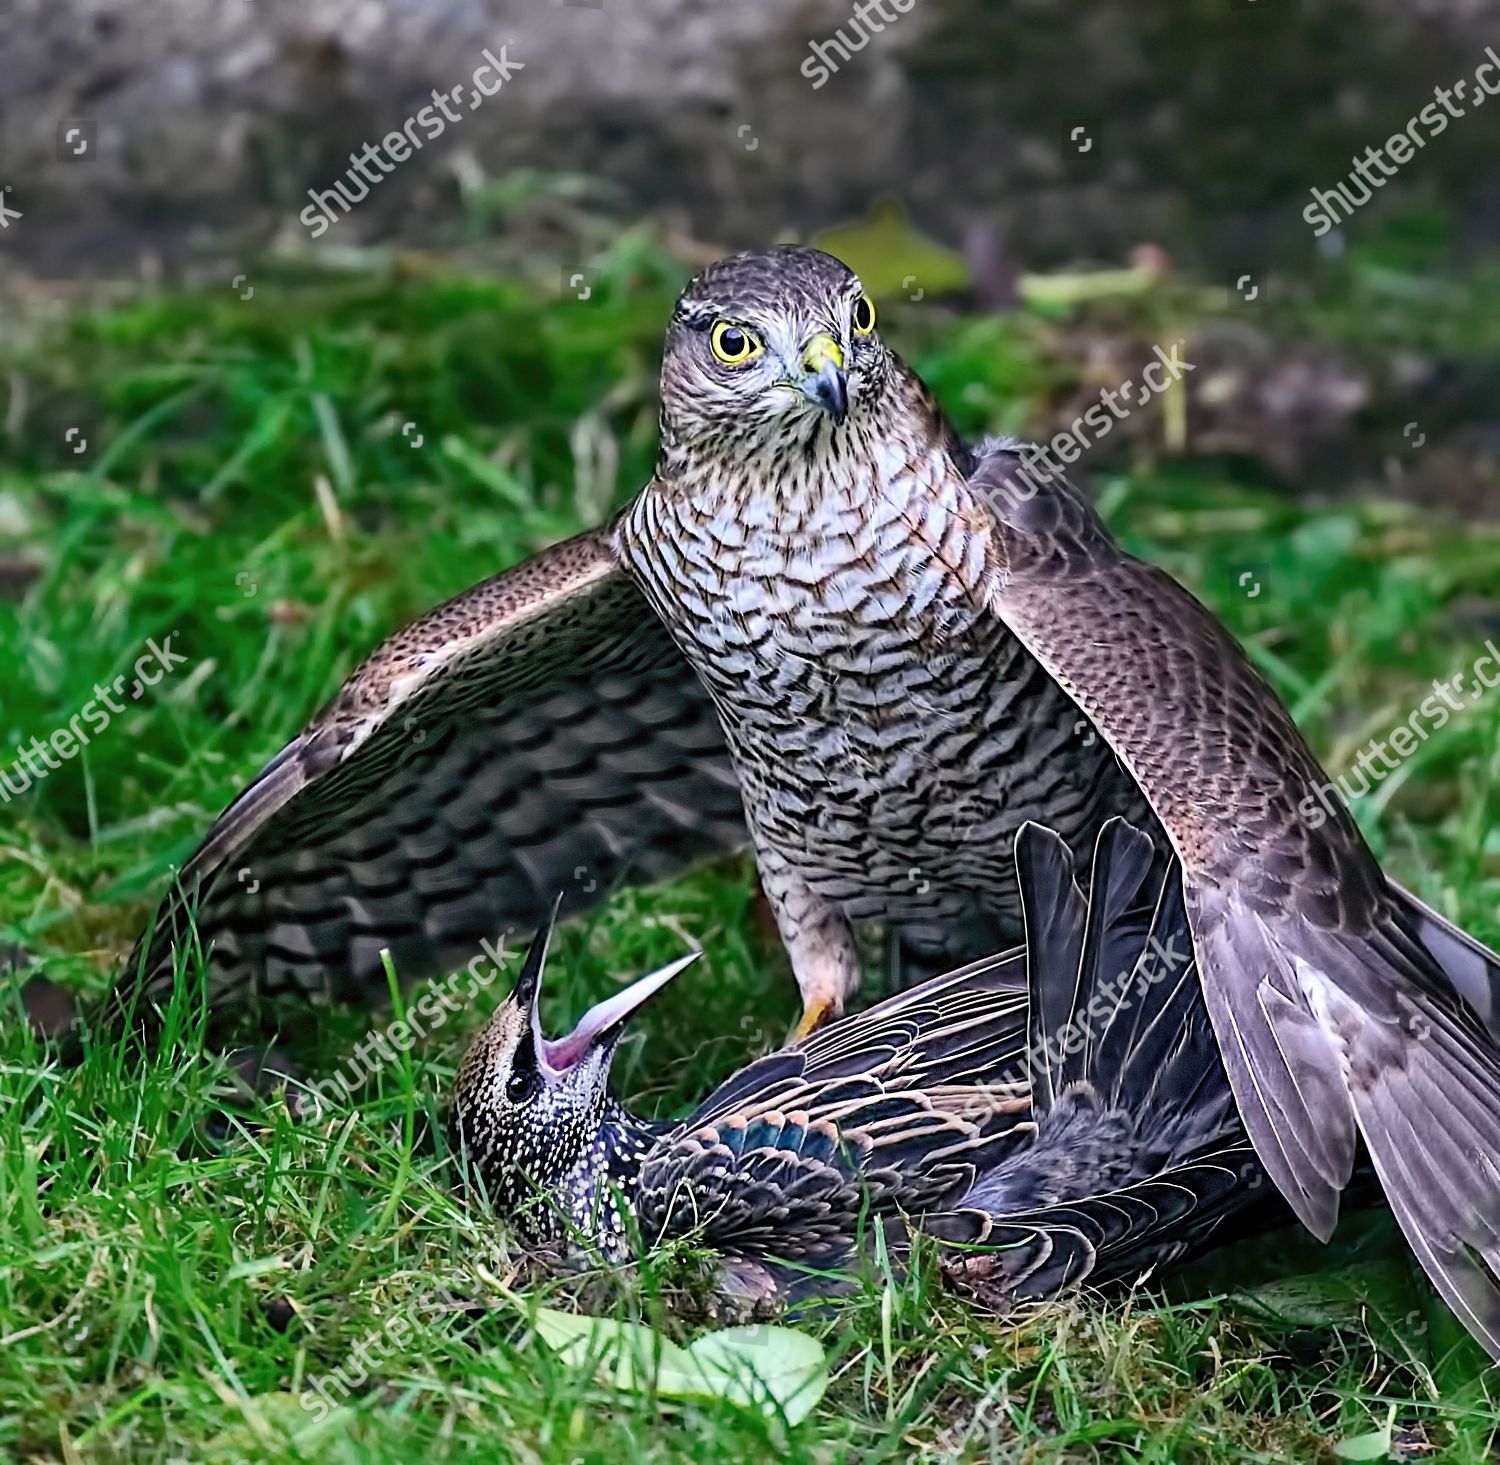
[969, 442, 1500, 1358]
[112, 527, 744, 1025]
[635, 944, 1033, 1263]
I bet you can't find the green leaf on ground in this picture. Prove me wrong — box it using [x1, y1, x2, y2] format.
[1333, 1404, 1396, 1460]
[532, 1307, 829, 1426]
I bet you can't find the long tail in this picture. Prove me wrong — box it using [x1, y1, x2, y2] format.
[929, 820, 1282, 1302]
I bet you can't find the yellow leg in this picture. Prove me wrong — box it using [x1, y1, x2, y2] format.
[791, 992, 842, 1043]
[757, 850, 860, 1046]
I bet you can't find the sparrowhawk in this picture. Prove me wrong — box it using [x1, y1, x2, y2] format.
[116, 246, 1500, 1358]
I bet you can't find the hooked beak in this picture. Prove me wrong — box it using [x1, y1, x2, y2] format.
[503, 900, 701, 1077]
[798, 333, 848, 424]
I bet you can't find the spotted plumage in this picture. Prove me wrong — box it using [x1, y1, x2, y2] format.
[450, 913, 697, 1252]
[116, 246, 1500, 1358]
[453, 820, 1289, 1300]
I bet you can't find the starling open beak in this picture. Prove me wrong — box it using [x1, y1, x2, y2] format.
[503, 904, 702, 1076]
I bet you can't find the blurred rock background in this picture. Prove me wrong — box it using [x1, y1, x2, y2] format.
[1, 0, 1497, 513]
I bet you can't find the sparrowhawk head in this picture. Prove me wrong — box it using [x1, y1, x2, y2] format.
[658, 246, 894, 459]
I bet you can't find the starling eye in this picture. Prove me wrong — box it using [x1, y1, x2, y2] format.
[852, 294, 877, 336]
[506, 1033, 541, 1104]
[710, 321, 763, 366]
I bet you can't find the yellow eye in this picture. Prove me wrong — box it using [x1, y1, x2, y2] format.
[852, 294, 877, 335]
[710, 321, 764, 366]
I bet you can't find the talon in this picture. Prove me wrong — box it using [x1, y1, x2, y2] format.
[791, 996, 839, 1042]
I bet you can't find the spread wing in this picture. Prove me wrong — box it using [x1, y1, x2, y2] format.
[968, 442, 1500, 1360]
[113, 526, 745, 1023]
[683, 945, 1032, 1136]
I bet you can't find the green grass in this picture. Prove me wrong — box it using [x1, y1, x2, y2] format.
[2, 246, 1499, 1461]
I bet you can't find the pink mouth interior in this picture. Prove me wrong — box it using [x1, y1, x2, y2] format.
[533, 951, 701, 1076]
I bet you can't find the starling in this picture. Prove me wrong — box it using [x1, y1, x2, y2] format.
[451, 819, 1287, 1304]
[118, 246, 1500, 1355]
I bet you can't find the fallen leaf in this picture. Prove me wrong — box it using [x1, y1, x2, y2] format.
[532, 1308, 828, 1426]
[1333, 1404, 1396, 1461]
